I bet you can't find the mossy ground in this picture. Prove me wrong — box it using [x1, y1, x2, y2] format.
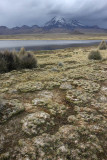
[0, 46, 107, 160]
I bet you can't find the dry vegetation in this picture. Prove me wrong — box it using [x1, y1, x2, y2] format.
[99, 40, 107, 50]
[88, 50, 102, 60]
[0, 48, 37, 73]
[0, 44, 107, 160]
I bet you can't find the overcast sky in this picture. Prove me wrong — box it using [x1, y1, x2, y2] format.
[0, 0, 107, 28]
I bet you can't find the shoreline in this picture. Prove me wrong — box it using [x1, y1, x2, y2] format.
[0, 42, 101, 51]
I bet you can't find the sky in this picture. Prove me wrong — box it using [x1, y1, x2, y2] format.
[0, 0, 107, 28]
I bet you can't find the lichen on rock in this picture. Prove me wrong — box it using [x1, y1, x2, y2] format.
[60, 82, 72, 90]
[17, 81, 44, 92]
[72, 79, 100, 93]
[0, 99, 24, 123]
[66, 89, 93, 105]
[21, 111, 54, 135]
[44, 81, 60, 90]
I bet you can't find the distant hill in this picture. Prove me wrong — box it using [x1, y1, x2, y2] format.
[0, 16, 107, 35]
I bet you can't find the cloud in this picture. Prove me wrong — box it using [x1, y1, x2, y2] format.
[0, 0, 107, 28]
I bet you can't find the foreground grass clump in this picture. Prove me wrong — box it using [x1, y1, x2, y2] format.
[99, 40, 107, 50]
[0, 49, 37, 73]
[88, 50, 102, 60]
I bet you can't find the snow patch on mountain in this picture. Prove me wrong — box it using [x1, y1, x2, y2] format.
[45, 16, 86, 28]
[67, 19, 85, 27]
[45, 16, 66, 27]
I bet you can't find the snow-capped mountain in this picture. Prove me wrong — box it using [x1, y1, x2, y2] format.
[44, 16, 87, 29]
[67, 19, 85, 27]
[45, 16, 67, 28]
[0, 16, 104, 35]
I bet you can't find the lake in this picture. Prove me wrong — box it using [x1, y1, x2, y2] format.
[0, 40, 102, 51]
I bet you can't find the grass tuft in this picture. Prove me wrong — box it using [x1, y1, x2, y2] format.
[88, 50, 102, 60]
[99, 40, 107, 50]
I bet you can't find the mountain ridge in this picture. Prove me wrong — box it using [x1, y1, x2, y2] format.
[0, 16, 106, 35]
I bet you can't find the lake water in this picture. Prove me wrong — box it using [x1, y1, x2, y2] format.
[0, 40, 102, 51]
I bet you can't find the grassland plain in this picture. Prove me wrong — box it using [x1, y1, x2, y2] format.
[0, 46, 107, 160]
[0, 33, 107, 40]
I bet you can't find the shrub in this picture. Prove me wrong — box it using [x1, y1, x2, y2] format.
[0, 51, 14, 72]
[99, 40, 107, 50]
[88, 50, 102, 60]
[0, 57, 7, 73]
[19, 47, 26, 55]
[20, 52, 37, 69]
[0, 49, 37, 73]
[3, 50, 20, 71]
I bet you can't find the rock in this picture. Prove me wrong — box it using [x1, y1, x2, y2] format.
[66, 89, 93, 105]
[100, 95, 107, 102]
[21, 111, 54, 136]
[32, 91, 53, 106]
[18, 138, 36, 160]
[47, 102, 67, 115]
[76, 112, 105, 123]
[60, 82, 72, 90]
[0, 88, 9, 93]
[32, 98, 50, 106]
[101, 86, 107, 95]
[0, 152, 10, 160]
[92, 102, 107, 116]
[58, 62, 64, 67]
[32, 97, 67, 116]
[57, 145, 70, 156]
[100, 86, 107, 102]
[72, 80, 100, 93]
[37, 91, 53, 99]
[18, 134, 70, 160]
[44, 81, 60, 90]
[51, 67, 59, 72]
[33, 134, 70, 160]
[67, 115, 78, 124]
[33, 133, 54, 148]
[17, 82, 44, 93]
[0, 99, 24, 123]
[56, 125, 76, 139]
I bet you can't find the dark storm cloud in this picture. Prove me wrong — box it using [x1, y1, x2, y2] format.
[0, 0, 107, 28]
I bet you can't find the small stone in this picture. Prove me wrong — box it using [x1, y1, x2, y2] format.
[60, 82, 72, 90]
